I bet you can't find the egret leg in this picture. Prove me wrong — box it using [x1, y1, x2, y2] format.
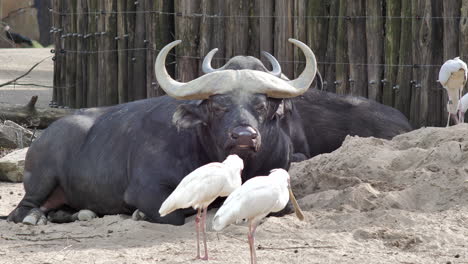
[195, 208, 202, 259]
[248, 221, 258, 264]
[200, 207, 209, 260]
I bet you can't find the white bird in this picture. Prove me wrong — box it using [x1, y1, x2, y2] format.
[438, 57, 467, 126]
[457, 92, 468, 123]
[159, 154, 243, 260]
[212, 168, 305, 264]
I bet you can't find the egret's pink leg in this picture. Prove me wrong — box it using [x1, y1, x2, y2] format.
[200, 207, 209, 260]
[248, 222, 258, 264]
[195, 208, 202, 259]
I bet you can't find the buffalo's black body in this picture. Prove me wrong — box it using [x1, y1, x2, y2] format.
[8, 48, 411, 225]
[292, 88, 412, 158]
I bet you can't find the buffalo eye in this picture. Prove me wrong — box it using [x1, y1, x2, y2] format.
[255, 103, 267, 113]
[210, 103, 228, 115]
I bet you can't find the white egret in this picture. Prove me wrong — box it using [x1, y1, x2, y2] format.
[438, 57, 467, 126]
[158, 154, 243, 260]
[212, 168, 304, 264]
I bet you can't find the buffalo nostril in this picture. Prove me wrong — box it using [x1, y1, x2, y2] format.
[231, 126, 258, 140]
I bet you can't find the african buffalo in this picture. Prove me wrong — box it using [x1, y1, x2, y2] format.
[7, 39, 317, 225]
[7, 38, 411, 226]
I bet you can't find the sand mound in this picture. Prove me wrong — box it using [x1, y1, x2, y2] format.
[290, 124, 468, 212]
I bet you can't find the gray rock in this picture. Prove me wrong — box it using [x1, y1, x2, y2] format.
[0, 148, 28, 182]
[0, 121, 34, 148]
[77, 209, 97, 221]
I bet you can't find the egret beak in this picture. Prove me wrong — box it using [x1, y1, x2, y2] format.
[288, 186, 305, 221]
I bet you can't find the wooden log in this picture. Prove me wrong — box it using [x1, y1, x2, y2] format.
[104, 0, 118, 105]
[383, 0, 401, 106]
[0, 97, 74, 129]
[154, 0, 174, 96]
[323, 0, 339, 92]
[274, 0, 294, 78]
[394, 0, 413, 119]
[132, 0, 147, 100]
[86, 0, 98, 107]
[174, 0, 201, 82]
[365, 0, 383, 101]
[117, 0, 128, 103]
[199, 0, 226, 73]
[335, 0, 348, 95]
[346, 0, 367, 97]
[126, 0, 136, 101]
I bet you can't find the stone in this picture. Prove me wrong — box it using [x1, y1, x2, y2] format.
[77, 209, 97, 221]
[0, 121, 34, 148]
[0, 147, 28, 182]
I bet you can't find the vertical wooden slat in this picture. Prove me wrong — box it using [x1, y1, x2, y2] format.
[175, 0, 201, 82]
[395, 0, 413, 119]
[335, 0, 348, 95]
[410, 0, 432, 127]
[97, 1, 106, 106]
[429, 0, 444, 126]
[365, 0, 384, 101]
[52, 0, 60, 104]
[293, 0, 306, 79]
[443, 0, 462, 102]
[274, 0, 294, 78]
[460, 2, 468, 96]
[64, 1, 76, 107]
[323, 0, 339, 92]
[225, 0, 249, 58]
[251, 0, 273, 66]
[75, 0, 84, 108]
[346, 0, 367, 97]
[86, 0, 98, 107]
[154, 0, 174, 96]
[126, 0, 136, 101]
[132, 1, 147, 100]
[104, 0, 118, 105]
[306, 0, 328, 79]
[383, 0, 401, 106]
[145, 0, 155, 98]
[117, 0, 128, 103]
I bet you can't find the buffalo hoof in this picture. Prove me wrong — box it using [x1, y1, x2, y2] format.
[77, 210, 97, 221]
[48, 210, 78, 223]
[22, 208, 47, 225]
[132, 209, 147, 221]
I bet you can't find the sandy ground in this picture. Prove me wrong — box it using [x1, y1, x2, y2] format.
[0, 48, 53, 108]
[1, 125, 468, 264]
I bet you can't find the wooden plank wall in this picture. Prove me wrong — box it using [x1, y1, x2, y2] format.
[51, 0, 467, 128]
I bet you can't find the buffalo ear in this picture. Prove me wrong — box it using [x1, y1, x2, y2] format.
[172, 102, 208, 130]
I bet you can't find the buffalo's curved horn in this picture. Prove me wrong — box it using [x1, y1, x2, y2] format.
[201, 48, 226, 73]
[155, 40, 236, 100]
[261, 51, 282, 77]
[279, 38, 317, 97]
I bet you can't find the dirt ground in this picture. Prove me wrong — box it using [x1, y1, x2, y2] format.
[0, 48, 53, 108]
[0, 125, 467, 264]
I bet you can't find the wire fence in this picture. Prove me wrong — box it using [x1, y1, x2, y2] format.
[45, 0, 468, 128]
